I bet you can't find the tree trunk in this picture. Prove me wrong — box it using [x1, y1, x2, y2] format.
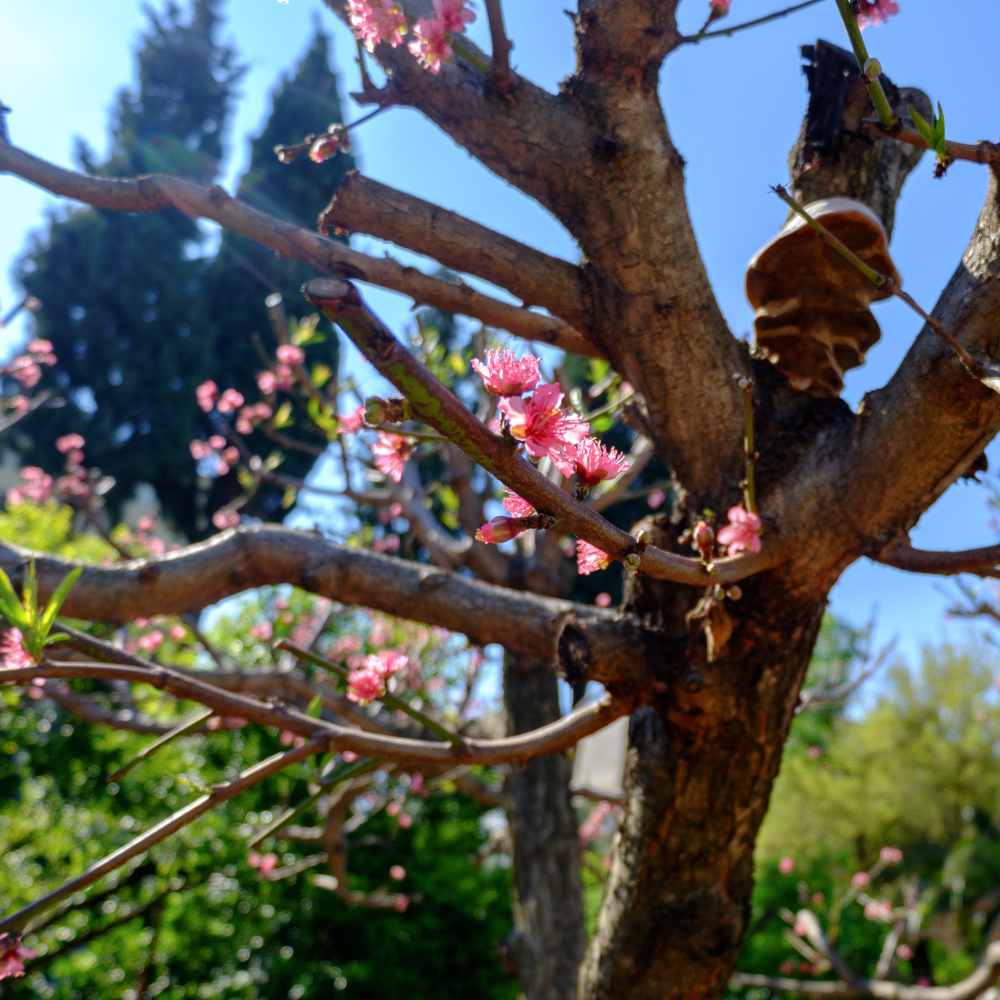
[504, 652, 586, 1000]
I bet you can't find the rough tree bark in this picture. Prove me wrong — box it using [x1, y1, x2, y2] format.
[504, 654, 586, 1000]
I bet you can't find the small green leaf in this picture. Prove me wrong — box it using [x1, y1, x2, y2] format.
[22, 561, 38, 628]
[0, 567, 29, 629]
[273, 401, 294, 429]
[307, 693, 323, 719]
[37, 566, 82, 638]
[311, 363, 332, 388]
[909, 105, 936, 148]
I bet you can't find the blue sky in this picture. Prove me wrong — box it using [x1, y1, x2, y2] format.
[2, 0, 1000, 664]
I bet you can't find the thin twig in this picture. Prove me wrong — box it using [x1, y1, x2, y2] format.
[0, 389, 54, 435]
[685, 0, 825, 43]
[832, 0, 897, 129]
[864, 119, 1000, 166]
[484, 0, 515, 90]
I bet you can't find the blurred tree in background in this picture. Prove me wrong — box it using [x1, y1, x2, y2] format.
[13, 2, 352, 538]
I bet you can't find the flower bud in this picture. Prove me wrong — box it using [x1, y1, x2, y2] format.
[23, 296, 42, 312]
[863, 57, 882, 81]
[476, 517, 526, 544]
[693, 521, 715, 560]
[725, 585, 742, 601]
[364, 397, 391, 426]
[273, 144, 301, 164]
[623, 553, 641, 573]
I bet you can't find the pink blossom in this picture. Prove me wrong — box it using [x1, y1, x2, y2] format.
[708, 0, 731, 20]
[471, 348, 541, 397]
[0, 933, 35, 980]
[339, 404, 366, 434]
[9, 396, 29, 414]
[477, 516, 528, 545]
[138, 630, 164, 652]
[390, 864, 406, 881]
[196, 380, 218, 413]
[236, 404, 272, 435]
[433, 0, 475, 33]
[23, 297, 42, 313]
[409, 17, 452, 74]
[577, 540, 611, 575]
[222, 446, 240, 465]
[170, 624, 187, 642]
[409, 773, 424, 794]
[571, 438, 630, 488]
[852, 871, 871, 888]
[208, 435, 227, 450]
[648, 488, 667, 510]
[372, 534, 401, 553]
[397, 812, 413, 829]
[897, 945, 914, 961]
[250, 851, 279, 875]
[778, 857, 795, 875]
[213, 510, 240, 530]
[502, 490, 534, 517]
[257, 370, 277, 394]
[348, 0, 408, 53]
[372, 432, 410, 483]
[217, 388, 245, 414]
[26, 339, 52, 354]
[716, 506, 762, 556]
[880, 846, 903, 864]
[808, 745, 822, 759]
[393, 893, 410, 912]
[10, 357, 41, 388]
[276, 344, 306, 365]
[250, 622, 273, 641]
[579, 801, 613, 843]
[347, 650, 408, 704]
[498, 383, 589, 475]
[856, 0, 899, 29]
[595, 592, 612, 608]
[343, 750, 359, 762]
[8, 467, 53, 506]
[190, 439, 212, 460]
[1, 628, 33, 670]
[386, 801, 402, 817]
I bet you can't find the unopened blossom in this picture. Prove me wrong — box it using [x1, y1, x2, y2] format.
[389, 864, 406, 881]
[56, 433, 85, 454]
[409, 17, 452, 74]
[250, 622, 273, 641]
[8, 467, 53, 506]
[0, 933, 35, 980]
[852, 871, 871, 888]
[276, 344, 305, 365]
[26, 338, 52, 354]
[393, 893, 410, 911]
[11, 357, 41, 388]
[577, 540, 611, 575]
[502, 490, 535, 518]
[209, 434, 227, 450]
[471, 348, 541, 396]
[708, 0, 731, 17]
[897, 945, 915, 961]
[880, 846, 903, 864]
[498, 383, 589, 475]
[309, 129, 350, 164]
[433, 0, 475, 33]
[235, 403, 272, 435]
[397, 813, 413, 829]
[23, 297, 42, 313]
[257, 370, 277, 394]
[595, 592, 612, 607]
[778, 857, 795, 875]
[372, 432, 411, 483]
[170, 624, 187, 642]
[716, 506, 762, 556]
[348, 0, 408, 53]
[648, 488, 666, 510]
[409, 772, 424, 794]
[190, 439, 212, 460]
[856, 0, 899, 29]
[217, 388, 245, 414]
[196, 379, 218, 412]
[1, 628, 33, 670]
[212, 510, 240, 530]
[477, 516, 527, 545]
[339, 404, 366, 434]
[571, 438, 630, 488]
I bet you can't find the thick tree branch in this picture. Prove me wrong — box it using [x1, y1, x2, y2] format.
[871, 539, 1000, 577]
[732, 941, 1000, 1000]
[0, 136, 599, 358]
[305, 277, 784, 585]
[319, 172, 590, 329]
[0, 525, 650, 687]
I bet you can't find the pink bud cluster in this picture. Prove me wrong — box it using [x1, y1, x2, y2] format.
[190, 435, 240, 476]
[717, 506, 762, 556]
[0, 628, 34, 670]
[347, 0, 475, 76]
[4, 338, 56, 390]
[7, 467, 53, 507]
[0, 933, 35, 981]
[347, 650, 409, 705]
[856, 0, 899, 29]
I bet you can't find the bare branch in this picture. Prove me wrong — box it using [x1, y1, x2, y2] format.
[732, 941, 1000, 1000]
[319, 172, 589, 329]
[5, 659, 630, 769]
[871, 539, 1000, 577]
[304, 277, 785, 585]
[0, 737, 327, 934]
[45, 683, 177, 735]
[0, 136, 600, 358]
[484, 0, 515, 90]
[0, 525, 651, 686]
[865, 120, 1000, 167]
